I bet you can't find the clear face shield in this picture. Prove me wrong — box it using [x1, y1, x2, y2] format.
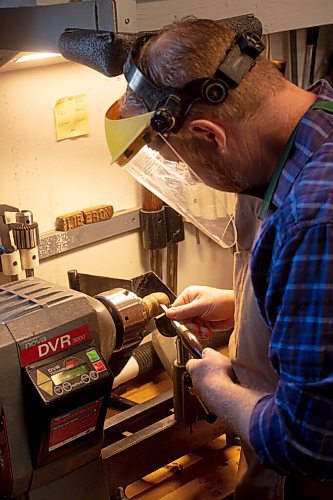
[104, 31, 266, 248]
[105, 100, 236, 248]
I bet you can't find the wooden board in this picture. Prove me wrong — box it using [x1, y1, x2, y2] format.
[111, 367, 240, 499]
[126, 434, 240, 499]
[136, 0, 333, 34]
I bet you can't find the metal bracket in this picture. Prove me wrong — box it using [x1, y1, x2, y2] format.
[113, 0, 137, 33]
[94, 0, 115, 31]
[39, 208, 140, 260]
[0, 1, 114, 52]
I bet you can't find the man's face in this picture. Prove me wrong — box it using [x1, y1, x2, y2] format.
[166, 134, 249, 193]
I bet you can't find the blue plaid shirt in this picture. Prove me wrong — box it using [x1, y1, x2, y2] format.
[249, 80, 333, 480]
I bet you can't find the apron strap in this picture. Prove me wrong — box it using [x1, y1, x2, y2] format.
[311, 100, 333, 112]
[259, 99, 333, 220]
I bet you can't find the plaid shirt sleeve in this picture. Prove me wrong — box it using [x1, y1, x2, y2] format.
[249, 220, 333, 480]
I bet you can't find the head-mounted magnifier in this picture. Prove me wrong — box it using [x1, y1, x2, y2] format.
[105, 30, 264, 248]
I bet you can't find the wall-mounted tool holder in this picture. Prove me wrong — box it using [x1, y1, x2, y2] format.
[0, 205, 39, 281]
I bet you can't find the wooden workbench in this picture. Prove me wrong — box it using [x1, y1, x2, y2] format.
[110, 370, 241, 499]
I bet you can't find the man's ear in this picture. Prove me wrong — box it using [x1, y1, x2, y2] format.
[189, 119, 226, 152]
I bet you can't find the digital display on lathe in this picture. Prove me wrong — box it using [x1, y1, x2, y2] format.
[51, 364, 89, 385]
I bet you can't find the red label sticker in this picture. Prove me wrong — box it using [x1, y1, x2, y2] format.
[49, 399, 102, 452]
[19, 325, 91, 366]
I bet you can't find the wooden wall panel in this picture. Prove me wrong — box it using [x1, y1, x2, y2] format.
[136, 0, 333, 34]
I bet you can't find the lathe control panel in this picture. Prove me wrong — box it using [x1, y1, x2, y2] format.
[26, 347, 108, 402]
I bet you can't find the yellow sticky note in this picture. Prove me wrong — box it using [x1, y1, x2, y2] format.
[54, 94, 89, 141]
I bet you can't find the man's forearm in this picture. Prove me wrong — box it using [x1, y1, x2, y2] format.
[186, 349, 268, 446]
[202, 380, 267, 445]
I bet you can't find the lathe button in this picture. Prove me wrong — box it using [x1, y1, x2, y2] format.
[37, 370, 51, 386]
[92, 360, 106, 373]
[81, 374, 90, 384]
[89, 371, 99, 380]
[87, 350, 100, 362]
[40, 381, 53, 396]
[54, 386, 63, 395]
[63, 382, 72, 392]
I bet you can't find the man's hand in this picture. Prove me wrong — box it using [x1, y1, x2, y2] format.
[185, 347, 268, 445]
[186, 348, 235, 402]
[166, 286, 234, 337]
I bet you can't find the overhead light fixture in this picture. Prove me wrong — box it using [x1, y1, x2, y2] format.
[0, 51, 67, 72]
[15, 52, 61, 63]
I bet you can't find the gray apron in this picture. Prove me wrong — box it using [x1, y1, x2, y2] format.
[229, 193, 284, 500]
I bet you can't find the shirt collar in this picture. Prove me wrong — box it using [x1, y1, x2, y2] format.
[272, 80, 333, 210]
